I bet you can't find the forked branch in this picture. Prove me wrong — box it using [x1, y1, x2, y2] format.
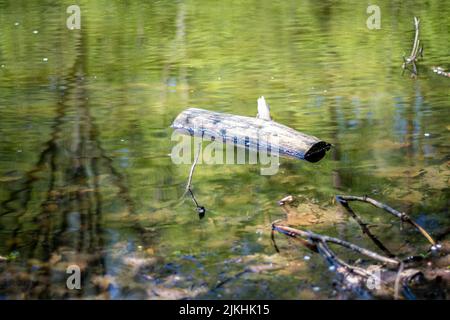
[335, 195, 436, 246]
[271, 223, 400, 266]
[402, 17, 423, 77]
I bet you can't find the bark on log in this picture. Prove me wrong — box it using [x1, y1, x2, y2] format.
[171, 108, 331, 163]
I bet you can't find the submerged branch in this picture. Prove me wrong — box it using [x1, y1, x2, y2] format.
[272, 223, 400, 266]
[272, 192, 448, 299]
[335, 195, 436, 246]
[336, 196, 395, 257]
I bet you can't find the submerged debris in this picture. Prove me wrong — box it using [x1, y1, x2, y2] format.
[272, 194, 448, 299]
[432, 66, 450, 78]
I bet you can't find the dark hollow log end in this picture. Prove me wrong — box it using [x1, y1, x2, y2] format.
[304, 141, 331, 163]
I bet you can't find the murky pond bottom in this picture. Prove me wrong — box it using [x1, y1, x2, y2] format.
[0, 1, 449, 299]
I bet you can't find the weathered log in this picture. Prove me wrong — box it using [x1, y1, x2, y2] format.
[171, 107, 330, 162]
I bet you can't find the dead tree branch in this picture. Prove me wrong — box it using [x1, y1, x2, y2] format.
[335, 195, 436, 246]
[271, 223, 400, 266]
[336, 196, 395, 257]
[402, 17, 423, 77]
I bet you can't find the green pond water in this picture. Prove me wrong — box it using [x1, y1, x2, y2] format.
[0, 0, 449, 299]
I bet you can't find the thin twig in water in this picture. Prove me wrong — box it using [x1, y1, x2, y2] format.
[402, 17, 423, 77]
[335, 195, 436, 246]
[181, 141, 206, 218]
[272, 223, 400, 266]
[317, 240, 365, 276]
[183, 142, 202, 197]
[336, 196, 396, 257]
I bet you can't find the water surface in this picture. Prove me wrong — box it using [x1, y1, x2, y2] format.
[0, 0, 449, 299]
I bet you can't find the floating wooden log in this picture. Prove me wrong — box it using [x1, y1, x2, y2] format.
[171, 106, 330, 163]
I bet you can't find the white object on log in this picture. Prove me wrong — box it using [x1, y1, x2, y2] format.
[257, 96, 272, 121]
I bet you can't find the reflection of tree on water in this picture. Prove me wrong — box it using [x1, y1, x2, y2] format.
[0, 31, 144, 299]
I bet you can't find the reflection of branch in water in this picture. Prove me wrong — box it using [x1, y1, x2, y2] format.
[0, 31, 145, 299]
[0, 102, 65, 255]
[1, 116, 62, 217]
[1, 80, 141, 253]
